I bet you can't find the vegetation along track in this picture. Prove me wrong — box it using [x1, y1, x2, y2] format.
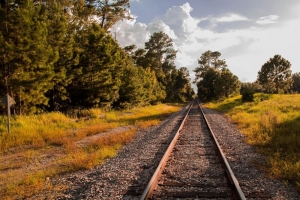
[140, 99, 246, 200]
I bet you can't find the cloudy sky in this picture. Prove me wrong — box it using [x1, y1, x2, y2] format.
[113, 0, 300, 84]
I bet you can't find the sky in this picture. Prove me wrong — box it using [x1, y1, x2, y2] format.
[112, 0, 300, 85]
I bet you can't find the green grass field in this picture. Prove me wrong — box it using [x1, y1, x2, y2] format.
[205, 93, 300, 188]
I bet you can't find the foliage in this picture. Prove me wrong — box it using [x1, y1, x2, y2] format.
[165, 67, 194, 102]
[68, 23, 123, 108]
[85, 0, 132, 31]
[213, 68, 240, 99]
[194, 50, 227, 83]
[197, 68, 218, 101]
[240, 82, 258, 102]
[291, 72, 300, 93]
[0, 1, 192, 114]
[195, 52, 240, 101]
[45, 0, 78, 112]
[114, 64, 152, 108]
[144, 32, 176, 68]
[0, 0, 57, 114]
[257, 55, 293, 94]
[143, 31, 177, 84]
[205, 94, 300, 188]
[128, 31, 193, 104]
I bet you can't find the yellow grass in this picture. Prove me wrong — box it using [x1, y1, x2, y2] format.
[0, 103, 183, 199]
[205, 94, 300, 187]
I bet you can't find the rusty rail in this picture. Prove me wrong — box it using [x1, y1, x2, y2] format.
[196, 99, 246, 200]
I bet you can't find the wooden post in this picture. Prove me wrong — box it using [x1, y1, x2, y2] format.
[1, 94, 15, 134]
[7, 94, 10, 133]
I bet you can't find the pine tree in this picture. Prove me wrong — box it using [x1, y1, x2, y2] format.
[45, 0, 78, 111]
[257, 55, 293, 94]
[1, 0, 56, 114]
[86, 0, 132, 31]
[144, 31, 177, 84]
[115, 64, 151, 108]
[197, 68, 218, 101]
[69, 23, 123, 108]
[194, 50, 227, 84]
[174, 67, 194, 102]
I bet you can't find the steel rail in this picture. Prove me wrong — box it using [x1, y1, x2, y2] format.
[139, 99, 194, 200]
[196, 99, 246, 200]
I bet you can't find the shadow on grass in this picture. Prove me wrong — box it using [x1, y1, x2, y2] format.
[209, 98, 243, 114]
[258, 116, 300, 186]
[263, 116, 300, 156]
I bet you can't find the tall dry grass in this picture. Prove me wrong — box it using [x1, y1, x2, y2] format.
[205, 94, 300, 187]
[0, 103, 183, 199]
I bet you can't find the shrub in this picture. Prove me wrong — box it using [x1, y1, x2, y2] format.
[240, 86, 254, 102]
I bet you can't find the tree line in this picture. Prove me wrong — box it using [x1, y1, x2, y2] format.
[194, 51, 299, 102]
[241, 55, 299, 102]
[0, 0, 194, 115]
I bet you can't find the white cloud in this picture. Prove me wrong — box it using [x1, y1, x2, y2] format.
[256, 15, 280, 25]
[111, 13, 150, 48]
[153, 3, 201, 43]
[146, 20, 177, 39]
[214, 14, 249, 22]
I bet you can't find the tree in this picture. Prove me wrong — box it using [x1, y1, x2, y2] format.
[132, 48, 146, 66]
[291, 72, 300, 93]
[197, 68, 218, 101]
[195, 51, 239, 101]
[123, 44, 137, 56]
[0, 0, 56, 114]
[214, 68, 240, 99]
[257, 55, 293, 94]
[144, 31, 177, 84]
[45, 0, 78, 111]
[174, 67, 194, 102]
[69, 23, 123, 108]
[194, 50, 227, 83]
[240, 82, 259, 102]
[86, 0, 132, 31]
[115, 64, 153, 108]
[165, 67, 194, 102]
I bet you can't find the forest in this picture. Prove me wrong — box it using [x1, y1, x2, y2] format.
[0, 0, 195, 115]
[1, 0, 299, 115]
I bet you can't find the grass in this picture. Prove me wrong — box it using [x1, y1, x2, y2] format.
[0, 103, 183, 199]
[205, 93, 300, 188]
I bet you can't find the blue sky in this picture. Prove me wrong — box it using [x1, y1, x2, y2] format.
[113, 0, 300, 84]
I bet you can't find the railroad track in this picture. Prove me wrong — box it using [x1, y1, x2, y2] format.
[140, 99, 246, 200]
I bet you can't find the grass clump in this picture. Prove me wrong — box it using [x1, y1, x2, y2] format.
[205, 93, 300, 187]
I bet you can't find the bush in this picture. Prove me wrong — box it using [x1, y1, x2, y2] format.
[242, 91, 254, 102]
[240, 86, 254, 102]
